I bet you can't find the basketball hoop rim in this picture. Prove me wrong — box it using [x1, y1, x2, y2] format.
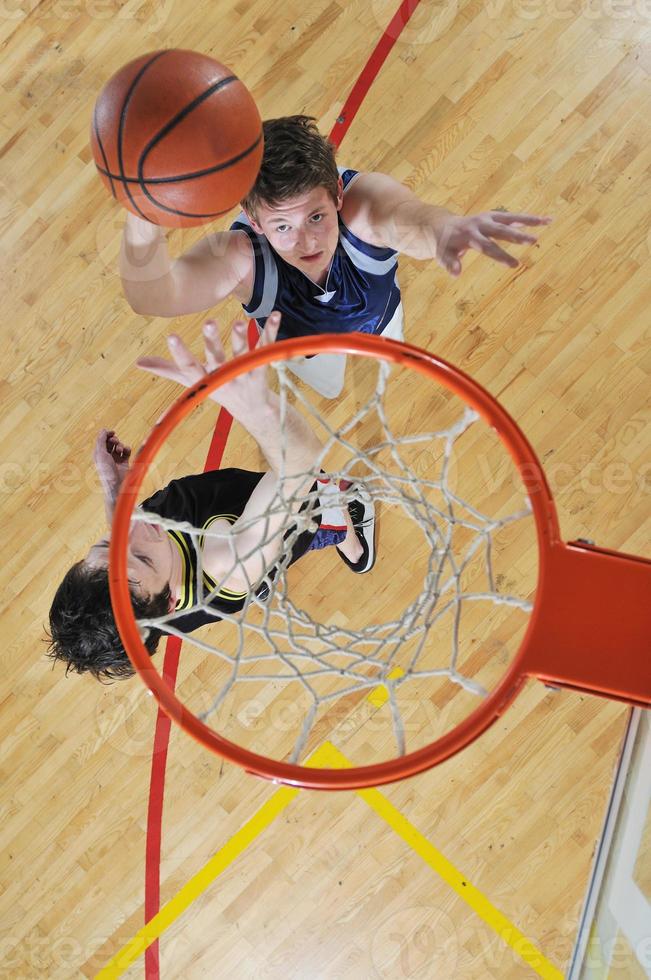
[109, 333, 560, 790]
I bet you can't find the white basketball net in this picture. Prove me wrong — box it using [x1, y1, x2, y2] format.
[133, 358, 535, 765]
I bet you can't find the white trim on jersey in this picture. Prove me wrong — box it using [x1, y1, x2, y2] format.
[337, 165, 362, 189]
[235, 212, 279, 319]
[339, 232, 398, 275]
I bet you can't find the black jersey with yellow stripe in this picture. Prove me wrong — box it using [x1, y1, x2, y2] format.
[141, 469, 317, 634]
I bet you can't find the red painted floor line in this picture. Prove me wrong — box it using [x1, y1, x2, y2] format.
[143, 1, 423, 974]
[144, 412, 234, 976]
[330, 0, 421, 148]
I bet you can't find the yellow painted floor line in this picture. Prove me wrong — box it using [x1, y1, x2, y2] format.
[95, 784, 299, 979]
[97, 739, 563, 980]
[321, 741, 564, 980]
[367, 666, 404, 708]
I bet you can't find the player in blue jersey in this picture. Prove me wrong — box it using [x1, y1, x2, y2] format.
[120, 116, 552, 398]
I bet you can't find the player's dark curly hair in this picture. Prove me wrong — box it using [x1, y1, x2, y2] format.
[46, 561, 171, 682]
[241, 115, 339, 219]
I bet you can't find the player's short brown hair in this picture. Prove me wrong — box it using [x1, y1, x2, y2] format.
[241, 115, 339, 219]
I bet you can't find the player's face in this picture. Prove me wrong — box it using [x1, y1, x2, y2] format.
[249, 180, 343, 278]
[85, 521, 176, 607]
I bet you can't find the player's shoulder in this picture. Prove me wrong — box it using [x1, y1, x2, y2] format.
[226, 227, 256, 302]
[340, 170, 398, 248]
[222, 225, 256, 274]
[189, 221, 253, 304]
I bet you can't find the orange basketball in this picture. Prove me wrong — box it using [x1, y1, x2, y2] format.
[90, 50, 263, 228]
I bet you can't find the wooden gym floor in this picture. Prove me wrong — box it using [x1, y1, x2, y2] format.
[1, 0, 649, 977]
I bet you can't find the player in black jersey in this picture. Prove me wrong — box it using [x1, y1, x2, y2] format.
[46, 313, 375, 681]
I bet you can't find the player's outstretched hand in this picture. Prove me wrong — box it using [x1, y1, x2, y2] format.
[93, 428, 131, 498]
[136, 312, 282, 419]
[436, 211, 553, 277]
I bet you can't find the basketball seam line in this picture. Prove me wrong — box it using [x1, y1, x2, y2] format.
[137, 74, 239, 178]
[96, 134, 262, 219]
[93, 106, 115, 199]
[117, 50, 170, 221]
[95, 132, 262, 186]
[136, 92, 261, 219]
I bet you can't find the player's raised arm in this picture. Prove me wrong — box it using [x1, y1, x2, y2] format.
[120, 213, 254, 317]
[92, 429, 132, 524]
[136, 312, 322, 494]
[137, 311, 325, 591]
[344, 171, 553, 278]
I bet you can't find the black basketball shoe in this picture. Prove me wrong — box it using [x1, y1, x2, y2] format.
[336, 483, 376, 574]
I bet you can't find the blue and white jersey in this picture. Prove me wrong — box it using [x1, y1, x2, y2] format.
[229, 168, 401, 340]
